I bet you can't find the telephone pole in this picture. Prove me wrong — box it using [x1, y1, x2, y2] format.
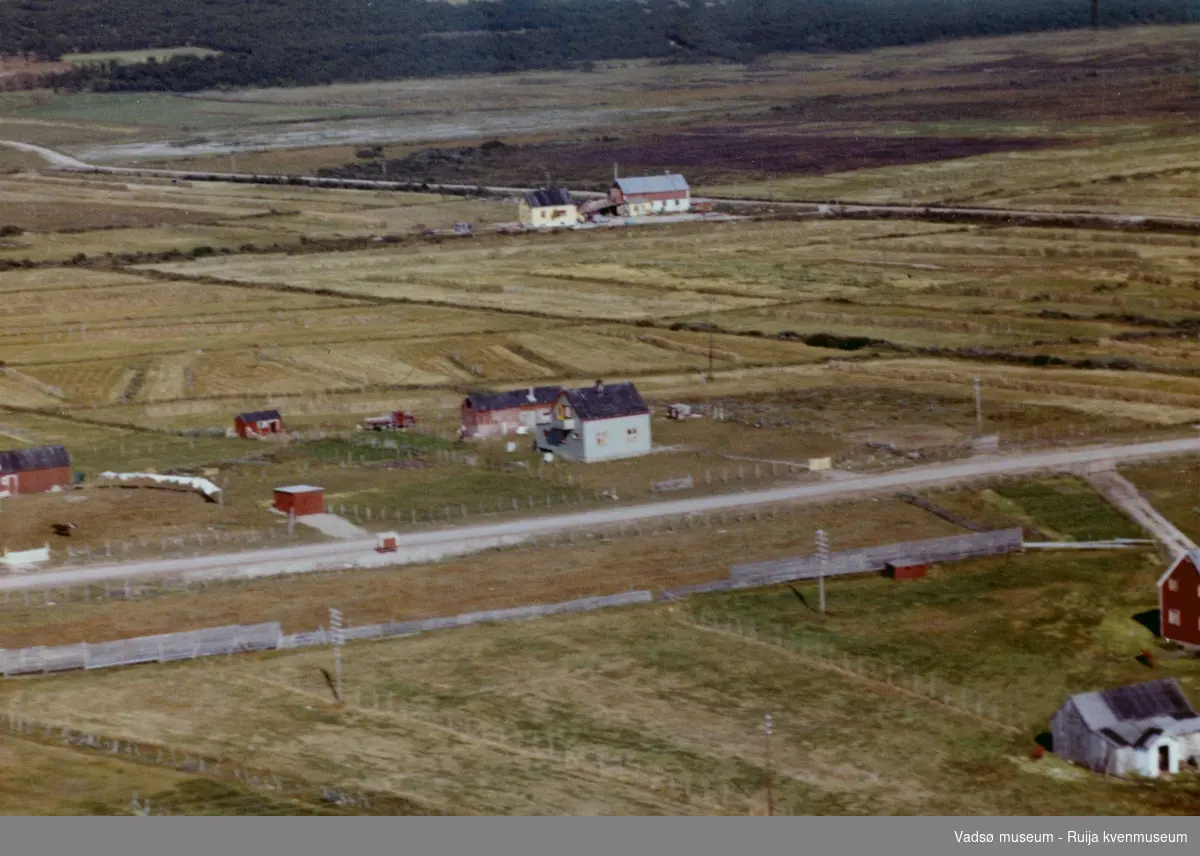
[816, 529, 829, 616]
[973, 376, 983, 436]
[763, 713, 774, 816]
[329, 607, 344, 703]
[707, 294, 716, 381]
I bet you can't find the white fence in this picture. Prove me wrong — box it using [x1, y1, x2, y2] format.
[0, 592, 654, 678]
[730, 528, 1025, 586]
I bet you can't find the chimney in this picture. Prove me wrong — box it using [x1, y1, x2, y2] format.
[527, 387, 536, 403]
[595, 379, 604, 392]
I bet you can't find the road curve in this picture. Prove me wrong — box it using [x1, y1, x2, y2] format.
[3, 140, 1198, 231]
[4, 435, 1200, 592]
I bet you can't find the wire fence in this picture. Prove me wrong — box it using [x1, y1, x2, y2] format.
[683, 611, 1024, 735]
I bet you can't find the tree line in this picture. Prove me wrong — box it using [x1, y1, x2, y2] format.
[2, 0, 1193, 92]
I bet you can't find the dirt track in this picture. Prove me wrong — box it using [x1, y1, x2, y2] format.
[4, 435, 1200, 593]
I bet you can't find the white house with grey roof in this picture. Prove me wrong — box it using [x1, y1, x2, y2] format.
[609, 174, 691, 217]
[518, 188, 579, 228]
[1051, 678, 1200, 777]
[534, 380, 651, 462]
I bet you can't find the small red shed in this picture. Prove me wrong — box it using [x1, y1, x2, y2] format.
[885, 559, 927, 581]
[0, 445, 72, 497]
[235, 409, 284, 439]
[1159, 549, 1200, 648]
[273, 485, 325, 517]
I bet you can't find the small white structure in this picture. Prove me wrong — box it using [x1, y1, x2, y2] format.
[535, 380, 651, 463]
[1051, 678, 1200, 778]
[518, 188, 579, 228]
[1, 544, 50, 570]
[808, 457, 833, 472]
[666, 403, 692, 420]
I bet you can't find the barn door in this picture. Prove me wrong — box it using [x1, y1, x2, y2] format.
[0, 474, 16, 498]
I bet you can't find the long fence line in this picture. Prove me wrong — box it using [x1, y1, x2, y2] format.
[0, 529, 1027, 677]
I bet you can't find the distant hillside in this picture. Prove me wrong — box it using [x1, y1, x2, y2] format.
[1, 0, 1193, 92]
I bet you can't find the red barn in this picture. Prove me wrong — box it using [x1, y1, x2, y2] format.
[273, 485, 325, 517]
[235, 409, 284, 439]
[1159, 549, 1200, 648]
[461, 386, 561, 439]
[609, 174, 691, 217]
[0, 445, 72, 497]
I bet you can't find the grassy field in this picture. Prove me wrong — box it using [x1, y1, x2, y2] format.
[6, 541, 1199, 815]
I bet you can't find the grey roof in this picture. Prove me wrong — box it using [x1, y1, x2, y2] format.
[236, 409, 282, 423]
[465, 386, 562, 413]
[523, 188, 574, 208]
[613, 174, 690, 197]
[274, 485, 323, 494]
[1158, 547, 1200, 587]
[1070, 678, 1200, 748]
[0, 444, 70, 474]
[564, 382, 648, 421]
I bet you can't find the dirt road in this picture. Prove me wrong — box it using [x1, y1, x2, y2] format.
[4, 140, 1199, 232]
[4, 436, 1200, 592]
[1084, 467, 1195, 559]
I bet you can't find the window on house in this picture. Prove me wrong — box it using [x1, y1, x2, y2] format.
[1169, 579, 1179, 592]
[1169, 609, 1181, 626]
[627, 427, 639, 440]
[596, 432, 608, 447]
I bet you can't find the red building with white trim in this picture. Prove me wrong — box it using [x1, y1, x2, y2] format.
[1159, 549, 1200, 648]
[460, 386, 561, 439]
[0, 445, 72, 497]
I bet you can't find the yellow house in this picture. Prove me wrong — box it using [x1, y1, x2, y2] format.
[518, 188, 579, 228]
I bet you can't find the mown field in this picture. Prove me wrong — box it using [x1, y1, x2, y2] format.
[5, 538, 1198, 815]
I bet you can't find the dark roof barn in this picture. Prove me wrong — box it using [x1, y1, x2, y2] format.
[565, 381, 648, 420]
[523, 188, 574, 208]
[236, 409, 282, 423]
[465, 386, 562, 413]
[0, 444, 70, 473]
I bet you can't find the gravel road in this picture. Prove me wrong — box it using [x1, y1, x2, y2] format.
[4, 436, 1200, 592]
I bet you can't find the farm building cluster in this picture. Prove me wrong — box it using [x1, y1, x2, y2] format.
[517, 173, 695, 229]
[460, 380, 651, 462]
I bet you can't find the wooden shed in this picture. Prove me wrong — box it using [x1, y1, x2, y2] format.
[273, 485, 325, 517]
[0, 445, 72, 497]
[885, 559, 927, 580]
[235, 409, 284, 439]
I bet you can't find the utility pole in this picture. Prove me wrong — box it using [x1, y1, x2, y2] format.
[329, 607, 344, 703]
[973, 376, 983, 436]
[763, 713, 774, 816]
[707, 294, 716, 381]
[816, 529, 829, 616]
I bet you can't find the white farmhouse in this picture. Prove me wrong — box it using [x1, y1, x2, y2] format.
[1051, 678, 1200, 778]
[518, 188, 579, 228]
[609, 173, 690, 216]
[535, 380, 651, 463]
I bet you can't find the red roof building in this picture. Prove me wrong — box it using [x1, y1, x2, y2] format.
[1159, 549, 1200, 648]
[0, 445, 72, 497]
[273, 485, 325, 517]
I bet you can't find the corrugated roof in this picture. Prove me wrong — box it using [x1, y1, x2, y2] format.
[274, 485, 323, 494]
[465, 386, 562, 413]
[523, 188, 574, 208]
[564, 382, 648, 420]
[236, 409, 282, 423]
[1068, 678, 1200, 748]
[1100, 678, 1195, 722]
[0, 444, 70, 474]
[614, 174, 690, 196]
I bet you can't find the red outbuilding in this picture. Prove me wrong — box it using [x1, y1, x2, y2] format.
[0, 445, 72, 497]
[460, 386, 561, 439]
[273, 485, 325, 517]
[886, 560, 927, 581]
[235, 409, 284, 439]
[1159, 549, 1200, 648]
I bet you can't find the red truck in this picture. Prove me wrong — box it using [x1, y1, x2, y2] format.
[363, 410, 416, 431]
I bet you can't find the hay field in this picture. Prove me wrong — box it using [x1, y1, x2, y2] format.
[7, 543, 1199, 815]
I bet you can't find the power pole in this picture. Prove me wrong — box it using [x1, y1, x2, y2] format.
[763, 713, 774, 816]
[973, 376, 983, 436]
[816, 529, 829, 616]
[707, 294, 716, 381]
[329, 607, 344, 703]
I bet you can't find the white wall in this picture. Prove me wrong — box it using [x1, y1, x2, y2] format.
[581, 413, 652, 462]
[530, 205, 579, 227]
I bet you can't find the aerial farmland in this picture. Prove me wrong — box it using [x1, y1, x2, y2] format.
[0, 20, 1199, 818]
